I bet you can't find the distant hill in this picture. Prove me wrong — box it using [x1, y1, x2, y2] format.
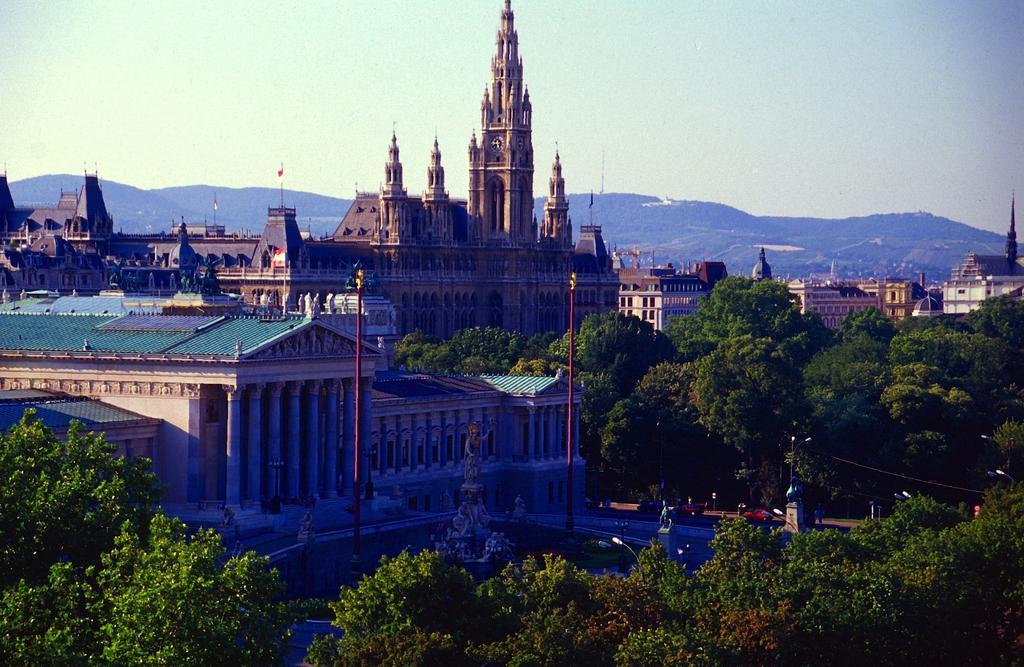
[9, 175, 1002, 279]
[535, 194, 1004, 281]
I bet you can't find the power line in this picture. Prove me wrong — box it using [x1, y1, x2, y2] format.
[811, 448, 984, 495]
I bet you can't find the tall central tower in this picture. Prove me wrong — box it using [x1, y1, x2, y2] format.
[468, 0, 535, 246]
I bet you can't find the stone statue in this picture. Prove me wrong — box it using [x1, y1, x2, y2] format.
[259, 292, 269, 308]
[298, 511, 315, 543]
[464, 423, 482, 486]
[659, 501, 673, 530]
[325, 293, 335, 314]
[452, 504, 470, 536]
[512, 494, 526, 519]
[221, 505, 235, 527]
[311, 293, 321, 319]
[377, 336, 385, 350]
[440, 490, 453, 512]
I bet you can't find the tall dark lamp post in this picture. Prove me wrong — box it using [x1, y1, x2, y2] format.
[566, 272, 576, 535]
[268, 459, 285, 514]
[351, 268, 364, 581]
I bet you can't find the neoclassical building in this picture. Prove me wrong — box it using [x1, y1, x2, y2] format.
[0, 1, 618, 338]
[0, 297, 583, 519]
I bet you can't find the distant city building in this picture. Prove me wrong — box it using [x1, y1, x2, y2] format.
[0, 2, 618, 338]
[787, 280, 879, 328]
[617, 261, 727, 330]
[855, 276, 926, 321]
[942, 196, 1024, 314]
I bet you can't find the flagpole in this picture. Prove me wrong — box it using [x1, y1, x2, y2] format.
[279, 163, 284, 208]
[213, 190, 217, 227]
[566, 271, 576, 535]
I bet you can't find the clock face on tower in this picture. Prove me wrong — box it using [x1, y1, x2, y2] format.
[490, 137, 504, 152]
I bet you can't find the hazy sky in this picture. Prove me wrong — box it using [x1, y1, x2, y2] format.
[2, 0, 1021, 233]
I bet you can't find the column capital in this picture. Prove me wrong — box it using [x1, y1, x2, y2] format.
[268, 382, 284, 398]
[324, 378, 339, 393]
[307, 378, 323, 391]
[286, 380, 302, 392]
[222, 384, 240, 397]
[248, 382, 266, 395]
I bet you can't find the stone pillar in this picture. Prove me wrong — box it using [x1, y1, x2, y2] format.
[341, 378, 355, 496]
[306, 380, 321, 496]
[324, 380, 339, 498]
[526, 407, 535, 460]
[286, 381, 301, 498]
[267, 383, 283, 497]
[438, 411, 448, 466]
[224, 385, 242, 506]
[246, 384, 263, 502]
[544, 406, 554, 459]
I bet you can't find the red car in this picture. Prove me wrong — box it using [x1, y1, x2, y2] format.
[742, 508, 776, 522]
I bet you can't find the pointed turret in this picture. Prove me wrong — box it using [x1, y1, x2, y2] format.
[425, 137, 447, 201]
[543, 151, 570, 246]
[69, 173, 113, 239]
[379, 132, 408, 243]
[0, 173, 14, 212]
[1007, 192, 1018, 267]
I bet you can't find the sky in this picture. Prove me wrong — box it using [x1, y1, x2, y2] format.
[1, 0, 1022, 233]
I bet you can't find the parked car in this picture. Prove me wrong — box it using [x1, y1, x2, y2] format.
[674, 502, 706, 516]
[742, 508, 776, 522]
[636, 500, 661, 513]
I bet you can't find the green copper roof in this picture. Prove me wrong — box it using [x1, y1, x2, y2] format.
[0, 312, 311, 357]
[164, 316, 305, 355]
[478, 375, 561, 395]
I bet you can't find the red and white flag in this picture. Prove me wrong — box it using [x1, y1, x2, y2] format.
[277, 164, 284, 181]
[272, 247, 286, 268]
[213, 193, 219, 211]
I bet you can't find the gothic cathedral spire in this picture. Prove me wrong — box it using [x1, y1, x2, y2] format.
[1007, 192, 1018, 267]
[468, 0, 535, 246]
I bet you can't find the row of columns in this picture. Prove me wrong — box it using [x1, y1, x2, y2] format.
[371, 408, 492, 477]
[524, 405, 579, 460]
[223, 377, 371, 506]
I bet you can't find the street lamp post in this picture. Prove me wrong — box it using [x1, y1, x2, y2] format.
[988, 469, 1016, 483]
[351, 268, 364, 582]
[566, 272, 576, 535]
[611, 535, 642, 579]
[613, 520, 629, 573]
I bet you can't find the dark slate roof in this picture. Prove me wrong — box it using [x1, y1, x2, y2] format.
[0, 392, 156, 433]
[574, 225, 609, 274]
[254, 208, 304, 264]
[0, 175, 13, 211]
[76, 175, 109, 223]
[963, 253, 1024, 277]
[334, 193, 380, 241]
[372, 371, 497, 400]
[697, 261, 728, 289]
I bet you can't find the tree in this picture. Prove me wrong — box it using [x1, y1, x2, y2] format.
[308, 550, 491, 666]
[574, 312, 675, 397]
[0, 410, 162, 588]
[665, 276, 832, 364]
[839, 307, 897, 345]
[98, 514, 289, 665]
[965, 294, 1024, 350]
[0, 415, 290, 665]
[694, 336, 807, 504]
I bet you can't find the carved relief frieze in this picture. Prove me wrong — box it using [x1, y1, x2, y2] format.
[246, 325, 356, 360]
[0, 375, 203, 398]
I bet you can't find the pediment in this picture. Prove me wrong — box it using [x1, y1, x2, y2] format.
[242, 321, 377, 361]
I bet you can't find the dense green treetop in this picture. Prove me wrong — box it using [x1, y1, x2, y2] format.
[0, 410, 163, 588]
